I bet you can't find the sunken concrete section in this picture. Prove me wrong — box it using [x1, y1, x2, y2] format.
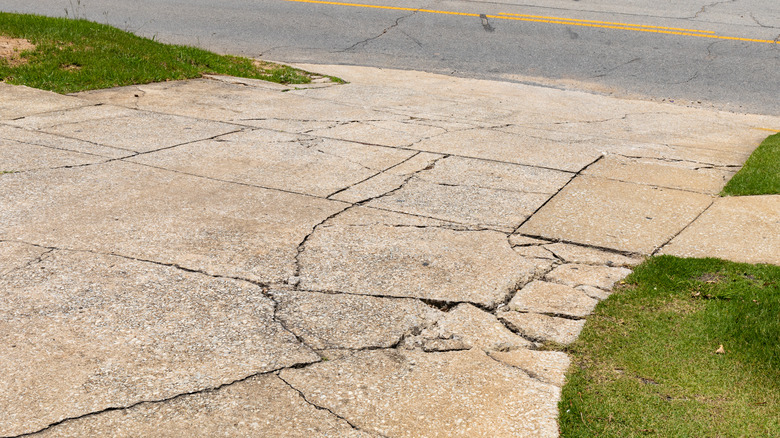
[1, 64, 778, 436]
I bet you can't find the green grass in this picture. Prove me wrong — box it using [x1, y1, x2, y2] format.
[721, 132, 780, 196]
[0, 12, 323, 93]
[559, 256, 780, 437]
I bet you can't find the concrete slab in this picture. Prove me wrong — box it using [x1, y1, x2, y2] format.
[10, 104, 240, 153]
[279, 349, 560, 438]
[519, 176, 713, 254]
[271, 289, 442, 350]
[583, 155, 735, 194]
[0, 83, 86, 119]
[414, 303, 533, 352]
[498, 311, 586, 345]
[34, 375, 372, 437]
[489, 349, 571, 387]
[0, 250, 318, 437]
[307, 119, 447, 147]
[129, 130, 414, 197]
[299, 218, 540, 308]
[413, 128, 602, 172]
[545, 264, 633, 290]
[661, 195, 780, 265]
[0, 161, 347, 284]
[508, 281, 598, 318]
[0, 124, 130, 159]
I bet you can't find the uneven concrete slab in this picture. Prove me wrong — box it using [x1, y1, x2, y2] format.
[583, 155, 735, 194]
[0, 161, 347, 284]
[35, 375, 372, 437]
[542, 242, 643, 267]
[661, 195, 780, 265]
[271, 289, 442, 350]
[0, 83, 86, 119]
[279, 349, 560, 437]
[299, 222, 538, 308]
[10, 104, 240, 153]
[413, 303, 533, 352]
[129, 130, 414, 197]
[489, 349, 571, 387]
[0, 250, 318, 437]
[498, 311, 586, 345]
[545, 264, 633, 290]
[508, 281, 598, 318]
[519, 176, 713, 254]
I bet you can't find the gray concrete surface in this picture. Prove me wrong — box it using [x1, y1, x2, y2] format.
[1, 65, 779, 437]
[3, 0, 779, 114]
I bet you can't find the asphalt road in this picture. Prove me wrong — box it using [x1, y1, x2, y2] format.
[3, 0, 779, 114]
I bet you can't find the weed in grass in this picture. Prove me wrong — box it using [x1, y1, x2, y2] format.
[0, 12, 329, 93]
[722, 132, 780, 196]
[560, 256, 780, 437]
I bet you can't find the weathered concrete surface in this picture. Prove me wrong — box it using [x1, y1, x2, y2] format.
[2, 63, 778, 437]
[271, 289, 442, 350]
[0, 161, 346, 284]
[661, 195, 780, 265]
[34, 375, 374, 437]
[280, 349, 560, 438]
[0, 250, 318, 436]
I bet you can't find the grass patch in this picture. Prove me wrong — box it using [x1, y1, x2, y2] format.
[559, 256, 780, 437]
[721, 132, 780, 196]
[0, 12, 327, 93]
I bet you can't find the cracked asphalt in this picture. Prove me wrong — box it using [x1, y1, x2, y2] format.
[2, 65, 780, 437]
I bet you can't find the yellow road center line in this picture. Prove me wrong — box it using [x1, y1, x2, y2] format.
[756, 127, 780, 132]
[285, 0, 780, 45]
[496, 12, 715, 34]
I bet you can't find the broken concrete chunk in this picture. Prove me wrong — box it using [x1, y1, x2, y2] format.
[271, 290, 442, 350]
[489, 349, 571, 387]
[543, 242, 642, 267]
[498, 311, 586, 345]
[576, 285, 613, 301]
[545, 263, 632, 290]
[34, 374, 373, 437]
[279, 348, 560, 437]
[508, 280, 598, 318]
[414, 303, 532, 352]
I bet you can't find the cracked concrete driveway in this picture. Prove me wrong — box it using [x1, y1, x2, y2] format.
[2, 66, 779, 437]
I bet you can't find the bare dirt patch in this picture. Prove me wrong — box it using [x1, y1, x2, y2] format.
[0, 36, 35, 67]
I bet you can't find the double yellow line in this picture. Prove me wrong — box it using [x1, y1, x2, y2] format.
[285, 0, 780, 45]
